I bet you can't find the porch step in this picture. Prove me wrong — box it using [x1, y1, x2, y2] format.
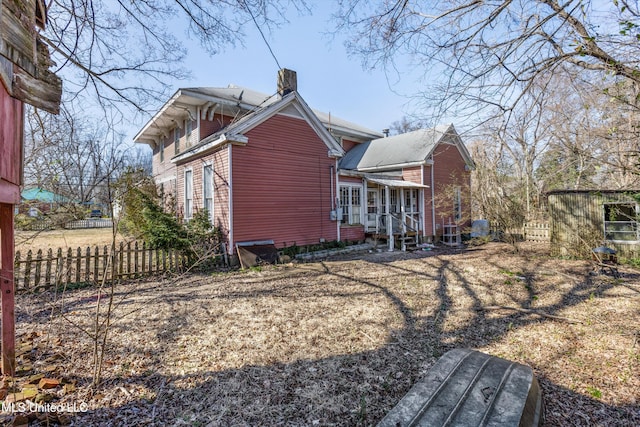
[400, 235, 418, 251]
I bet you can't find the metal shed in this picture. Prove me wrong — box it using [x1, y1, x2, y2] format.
[548, 190, 640, 258]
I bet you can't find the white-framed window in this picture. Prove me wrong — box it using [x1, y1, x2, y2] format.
[339, 185, 362, 225]
[174, 127, 180, 154]
[203, 163, 214, 224]
[453, 187, 462, 222]
[184, 169, 193, 220]
[604, 202, 638, 241]
[186, 119, 193, 147]
[405, 189, 419, 213]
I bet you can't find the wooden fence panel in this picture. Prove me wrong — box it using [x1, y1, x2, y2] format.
[14, 240, 227, 291]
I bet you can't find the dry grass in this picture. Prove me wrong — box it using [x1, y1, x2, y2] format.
[8, 242, 640, 426]
[15, 229, 128, 253]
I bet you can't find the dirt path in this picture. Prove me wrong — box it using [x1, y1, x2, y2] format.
[9, 242, 640, 426]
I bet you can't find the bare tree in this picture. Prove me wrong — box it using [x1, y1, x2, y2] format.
[335, 1, 640, 128]
[23, 106, 151, 217]
[42, 0, 310, 119]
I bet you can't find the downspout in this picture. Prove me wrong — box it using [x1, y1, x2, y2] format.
[228, 144, 233, 255]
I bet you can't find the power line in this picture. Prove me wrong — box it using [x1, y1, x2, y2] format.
[242, 0, 283, 70]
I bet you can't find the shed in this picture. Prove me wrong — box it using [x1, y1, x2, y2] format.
[548, 190, 640, 258]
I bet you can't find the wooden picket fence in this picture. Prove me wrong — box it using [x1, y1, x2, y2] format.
[13, 241, 224, 291]
[490, 221, 550, 242]
[523, 222, 550, 242]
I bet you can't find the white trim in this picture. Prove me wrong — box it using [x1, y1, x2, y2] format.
[184, 168, 193, 220]
[202, 162, 214, 224]
[172, 133, 248, 163]
[228, 144, 234, 254]
[338, 182, 364, 226]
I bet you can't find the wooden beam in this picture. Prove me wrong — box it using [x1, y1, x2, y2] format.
[0, 203, 15, 376]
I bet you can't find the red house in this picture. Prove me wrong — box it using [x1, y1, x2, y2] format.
[134, 70, 473, 258]
[1, 0, 62, 374]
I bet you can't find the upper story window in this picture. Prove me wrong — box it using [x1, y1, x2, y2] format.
[186, 119, 193, 147]
[174, 127, 180, 154]
[159, 137, 165, 162]
[604, 202, 638, 241]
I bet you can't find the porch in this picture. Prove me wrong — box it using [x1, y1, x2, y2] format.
[362, 177, 427, 251]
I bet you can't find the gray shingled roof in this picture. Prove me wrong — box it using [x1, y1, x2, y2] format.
[339, 125, 454, 171]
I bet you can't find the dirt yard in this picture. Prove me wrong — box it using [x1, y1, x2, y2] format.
[7, 242, 640, 426]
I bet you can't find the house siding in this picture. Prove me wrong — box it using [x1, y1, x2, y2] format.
[429, 142, 472, 236]
[231, 114, 338, 248]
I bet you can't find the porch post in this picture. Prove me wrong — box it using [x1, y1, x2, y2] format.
[400, 188, 406, 250]
[386, 186, 393, 251]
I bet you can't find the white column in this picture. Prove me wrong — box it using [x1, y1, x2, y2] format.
[386, 185, 393, 251]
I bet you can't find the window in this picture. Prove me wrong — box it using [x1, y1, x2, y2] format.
[453, 187, 462, 222]
[203, 164, 214, 223]
[340, 185, 362, 225]
[184, 169, 193, 220]
[159, 137, 165, 162]
[405, 189, 419, 213]
[174, 128, 180, 154]
[186, 119, 193, 147]
[604, 203, 638, 241]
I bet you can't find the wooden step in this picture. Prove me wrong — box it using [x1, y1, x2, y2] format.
[377, 348, 543, 427]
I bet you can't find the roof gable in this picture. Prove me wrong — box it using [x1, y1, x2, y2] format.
[339, 124, 474, 172]
[172, 92, 345, 163]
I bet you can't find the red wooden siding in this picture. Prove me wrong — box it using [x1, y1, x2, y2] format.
[342, 138, 359, 152]
[0, 84, 23, 203]
[429, 143, 472, 235]
[199, 114, 232, 140]
[231, 114, 338, 248]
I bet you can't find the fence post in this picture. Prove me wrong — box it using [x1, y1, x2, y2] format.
[23, 250, 32, 290]
[44, 248, 53, 288]
[34, 249, 43, 289]
[66, 248, 72, 284]
[13, 251, 20, 289]
[141, 242, 146, 273]
[55, 248, 63, 286]
[84, 247, 91, 283]
[75, 248, 81, 283]
[94, 246, 99, 284]
[118, 242, 124, 280]
[134, 241, 139, 277]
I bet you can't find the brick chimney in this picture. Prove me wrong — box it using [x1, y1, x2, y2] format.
[277, 68, 297, 97]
